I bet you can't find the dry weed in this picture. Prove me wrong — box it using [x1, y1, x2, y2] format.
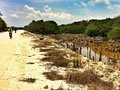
[19, 78, 36, 83]
[42, 56, 70, 67]
[66, 70, 114, 90]
[33, 40, 52, 48]
[42, 49, 70, 67]
[43, 71, 64, 81]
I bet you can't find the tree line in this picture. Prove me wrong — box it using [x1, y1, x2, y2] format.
[0, 12, 120, 40]
[24, 16, 120, 40]
[59, 16, 120, 40]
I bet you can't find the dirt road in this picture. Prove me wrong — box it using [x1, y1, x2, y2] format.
[0, 31, 40, 90]
[0, 30, 66, 90]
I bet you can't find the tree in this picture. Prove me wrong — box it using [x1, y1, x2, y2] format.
[85, 24, 99, 37]
[0, 17, 7, 32]
[24, 20, 59, 34]
[107, 27, 120, 39]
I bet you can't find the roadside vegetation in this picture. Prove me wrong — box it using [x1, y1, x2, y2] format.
[31, 34, 116, 90]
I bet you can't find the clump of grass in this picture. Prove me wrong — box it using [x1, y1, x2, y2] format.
[42, 49, 70, 67]
[33, 39, 52, 48]
[43, 71, 64, 81]
[51, 87, 64, 90]
[32, 39, 40, 43]
[68, 52, 80, 58]
[26, 62, 34, 64]
[66, 70, 114, 90]
[40, 48, 52, 52]
[45, 49, 67, 56]
[21, 32, 33, 37]
[19, 78, 36, 83]
[72, 59, 81, 68]
[42, 56, 70, 67]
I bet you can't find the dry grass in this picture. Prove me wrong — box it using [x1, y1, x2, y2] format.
[21, 31, 33, 37]
[40, 48, 52, 52]
[42, 49, 70, 67]
[43, 71, 64, 81]
[19, 78, 36, 83]
[45, 49, 67, 56]
[33, 39, 53, 48]
[66, 70, 114, 90]
[51, 87, 64, 90]
[42, 56, 70, 67]
[26, 62, 34, 64]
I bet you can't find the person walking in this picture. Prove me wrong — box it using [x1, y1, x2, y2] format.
[8, 27, 13, 39]
[14, 29, 17, 33]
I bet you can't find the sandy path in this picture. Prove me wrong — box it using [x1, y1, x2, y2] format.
[0, 30, 66, 90]
[0, 31, 39, 90]
[0, 30, 31, 90]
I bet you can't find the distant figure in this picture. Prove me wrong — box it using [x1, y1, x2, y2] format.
[14, 29, 17, 33]
[8, 27, 13, 39]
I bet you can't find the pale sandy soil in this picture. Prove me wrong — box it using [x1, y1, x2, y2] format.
[0, 30, 69, 90]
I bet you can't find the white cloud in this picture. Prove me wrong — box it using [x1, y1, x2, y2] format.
[81, 1, 87, 7]
[23, 5, 74, 20]
[26, 0, 80, 3]
[26, 0, 61, 3]
[107, 4, 120, 11]
[10, 14, 19, 18]
[113, 4, 120, 8]
[43, 5, 52, 13]
[88, 0, 110, 6]
[107, 5, 114, 10]
[95, 0, 110, 5]
[88, 1, 96, 6]
[79, 0, 111, 7]
[7, 5, 74, 25]
[73, 3, 81, 7]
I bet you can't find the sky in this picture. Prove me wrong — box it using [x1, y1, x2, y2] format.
[0, 0, 120, 27]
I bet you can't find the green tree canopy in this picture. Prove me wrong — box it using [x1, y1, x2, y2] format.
[0, 17, 7, 32]
[24, 16, 120, 40]
[85, 24, 99, 37]
[24, 20, 59, 34]
[107, 27, 120, 39]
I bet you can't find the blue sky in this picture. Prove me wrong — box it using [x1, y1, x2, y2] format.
[0, 0, 120, 26]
